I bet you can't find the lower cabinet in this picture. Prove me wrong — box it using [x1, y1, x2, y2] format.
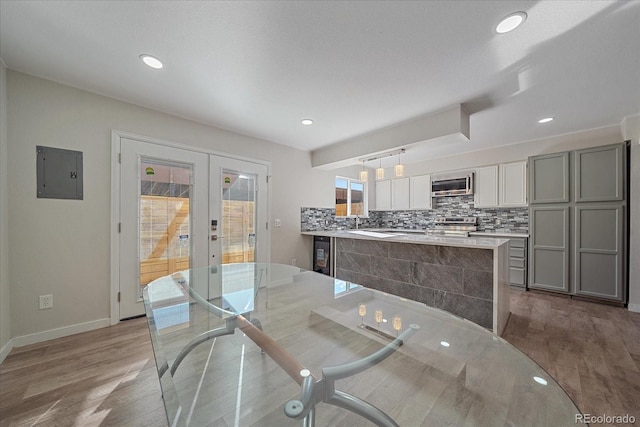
[474, 234, 528, 288]
[574, 205, 624, 300]
[508, 237, 527, 288]
[529, 207, 570, 293]
[529, 205, 625, 302]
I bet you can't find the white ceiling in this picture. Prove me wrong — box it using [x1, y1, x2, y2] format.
[1, 1, 639, 168]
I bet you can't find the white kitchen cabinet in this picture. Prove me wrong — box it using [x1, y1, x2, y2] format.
[410, 174, 431, 210]
[375, 179, 391, 210]
[500, 161, 527, 206]
[474, 165, 498, 208]
[392, 177, 410, 210]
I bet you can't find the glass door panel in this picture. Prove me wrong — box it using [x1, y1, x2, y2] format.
[138, 159, 192, 297]
[221, 170, 256, 264]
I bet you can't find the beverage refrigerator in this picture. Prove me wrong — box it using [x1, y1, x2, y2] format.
[313, 236, 332, 276]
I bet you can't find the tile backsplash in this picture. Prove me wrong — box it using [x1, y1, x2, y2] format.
[301, 196, 528, 232]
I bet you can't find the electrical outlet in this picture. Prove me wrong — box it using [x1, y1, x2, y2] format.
[39, 294, 53, 310]
[291, 258, 297, 266]
[274, 219, 282, 227]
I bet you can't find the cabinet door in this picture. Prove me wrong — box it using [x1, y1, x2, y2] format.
[529, 207, 570, 293]
[529, 152, 569, 204]
[500, 161, 527, 206]
[375, 179, 391, 210]
[474, 165, 498, 207]
[574, 205, 624, 301]
[392, 177, 410, 210]
[410, 175, 431, 210]
[575, 143, 624, 202]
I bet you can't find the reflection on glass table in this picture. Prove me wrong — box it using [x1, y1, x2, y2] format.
[143, 263, 581, 427]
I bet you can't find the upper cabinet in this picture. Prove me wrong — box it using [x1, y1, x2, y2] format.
[575, 144, 624, 202]
[375, 176, 431, 210]
[375, 179, 391, 210]
[391, 177, 410, 210]
[474, 165, 499, 208]
[410, 175, 432, 210]
[500, 161, 528, 206]
[529, 152, 570, 204]
[475, 161, 527, 208]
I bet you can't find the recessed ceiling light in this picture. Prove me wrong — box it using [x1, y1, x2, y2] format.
[538, 117, 555, 124]
[140, 54, 163, 69]
[533, 376, 548, 386]
[496, 12, 527, 34]
[301, 119, 314, 126]
[440, 341, 450, 347]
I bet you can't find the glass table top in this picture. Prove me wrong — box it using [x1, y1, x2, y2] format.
[143, 262, 581, 426]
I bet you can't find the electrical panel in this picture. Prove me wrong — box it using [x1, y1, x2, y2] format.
[36, 145, 83, 200]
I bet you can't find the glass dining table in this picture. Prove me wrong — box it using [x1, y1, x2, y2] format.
[143, 262, 581, 427]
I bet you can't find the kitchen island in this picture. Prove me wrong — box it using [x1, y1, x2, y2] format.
[302, 230, 510, 335]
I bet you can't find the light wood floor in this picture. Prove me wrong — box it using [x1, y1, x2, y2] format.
[1, 290, 639, 426]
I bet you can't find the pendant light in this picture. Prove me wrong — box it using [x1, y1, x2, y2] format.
[394, 150, 405, 177]
[376, 158, 385, 180]
[359, 160, 368, 182]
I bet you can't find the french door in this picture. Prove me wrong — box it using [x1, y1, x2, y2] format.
[210, 156, 268, 267]
[117, 137, 269, 319]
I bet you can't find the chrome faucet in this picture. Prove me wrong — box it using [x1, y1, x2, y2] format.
[355, 215, 360, 230]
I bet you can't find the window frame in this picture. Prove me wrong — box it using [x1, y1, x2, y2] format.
[335, 175, 368, 218]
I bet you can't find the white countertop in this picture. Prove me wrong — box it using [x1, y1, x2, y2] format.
[301, 229, 508, 249]
[469, 231, 529, 238]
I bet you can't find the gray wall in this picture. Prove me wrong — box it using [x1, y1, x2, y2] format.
[5, 71, 360, 339]
[0, 63, 10, 357]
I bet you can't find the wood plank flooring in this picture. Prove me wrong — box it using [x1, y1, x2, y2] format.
[1, 290, 639, 426]
[502, 290, 640, 426]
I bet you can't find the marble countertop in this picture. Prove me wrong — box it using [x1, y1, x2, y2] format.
[469, 231, 529, 238]
[301, 229, 508, 249]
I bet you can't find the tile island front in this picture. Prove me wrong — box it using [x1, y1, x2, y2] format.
[302, 230, 510, 335]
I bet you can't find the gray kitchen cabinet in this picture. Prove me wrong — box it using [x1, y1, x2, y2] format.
[575, 144, 624, 202]
[529, 151, 570, 203]
[528, 142, 627, 303]
[469, 233, 528, 288]
[574, 205, 624, 300]
[529, 207, 570, 293]
[508, 237, 528, 288]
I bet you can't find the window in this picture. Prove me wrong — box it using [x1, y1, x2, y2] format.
[335, 176, 367, 217]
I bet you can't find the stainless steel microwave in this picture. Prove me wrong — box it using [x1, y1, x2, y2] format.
[431, 173, 474, 197]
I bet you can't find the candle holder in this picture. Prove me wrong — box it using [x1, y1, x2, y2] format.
[375, 310, 383, 335]
[358, 304, 366, 327]
[392, 315, 402, 336]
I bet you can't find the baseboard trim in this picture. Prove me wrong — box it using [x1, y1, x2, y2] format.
[629, 303, 640, 313]
[12, 318, 111, 348]
[0, 338, 13, 365]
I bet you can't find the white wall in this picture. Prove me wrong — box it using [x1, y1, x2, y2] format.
[402, 125, 623, 176]
[0, 62, 11, 360]
[6, 71, 360, 339]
